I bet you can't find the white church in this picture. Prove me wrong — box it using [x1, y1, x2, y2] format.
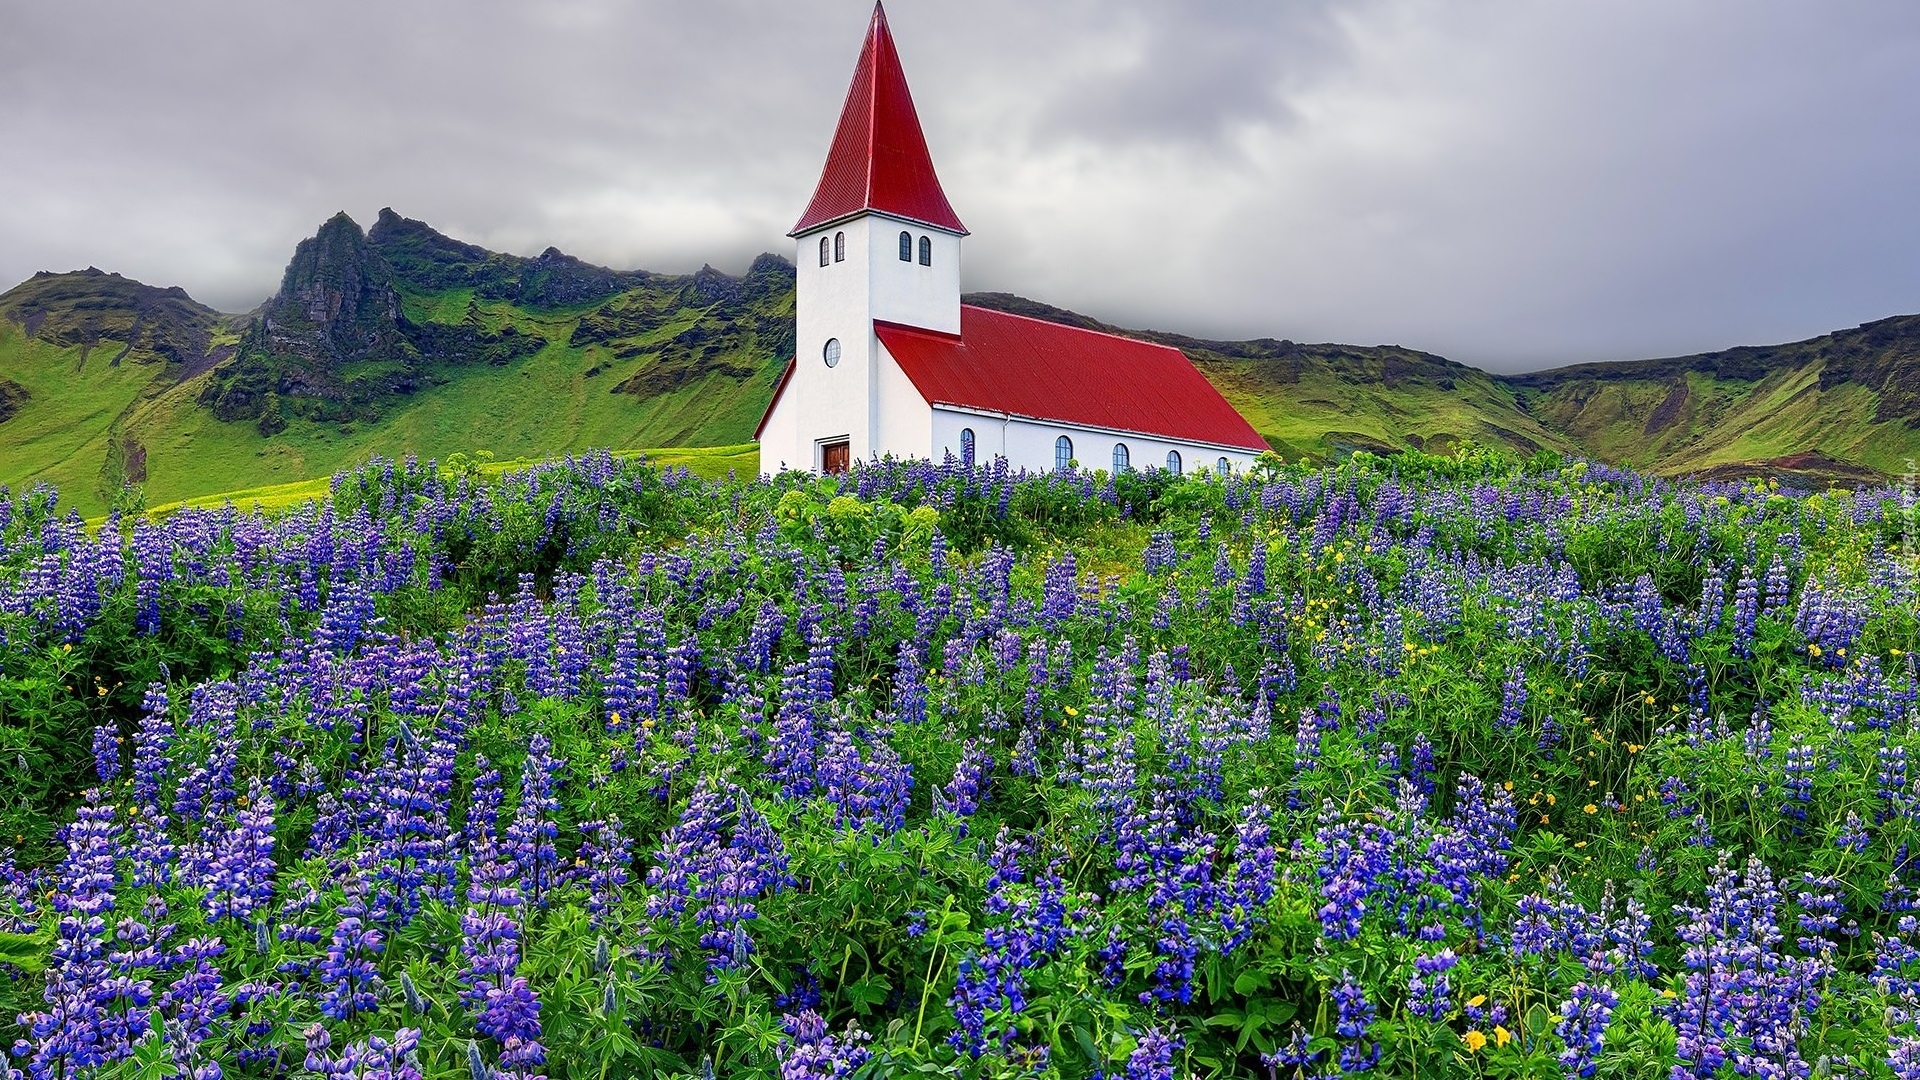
[755, 3, 1269, 477]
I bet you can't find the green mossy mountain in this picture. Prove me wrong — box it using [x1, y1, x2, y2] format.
[1503, 314, 1920, 482]
[3, 209, 1917, 515]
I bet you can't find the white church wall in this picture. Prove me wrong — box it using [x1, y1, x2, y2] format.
[931, 408, 1264, 476]
[755, 369, 798, 475]
[790, 217, 879, 467]
[867, 216, 961, 336]
[873, 345, 934, 461]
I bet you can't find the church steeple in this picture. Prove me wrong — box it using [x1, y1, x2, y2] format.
[790, 2, 967, 237]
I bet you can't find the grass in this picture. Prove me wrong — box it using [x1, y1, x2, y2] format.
[1523, 359, 1920, 476]
[1205, 354, 1577, 460]
[141, 444, 759, 517]
[0, 320, 173, 504]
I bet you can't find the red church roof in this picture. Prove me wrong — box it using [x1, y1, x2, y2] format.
[875, 306, 1269, 451]
[790, 3, 968, 237]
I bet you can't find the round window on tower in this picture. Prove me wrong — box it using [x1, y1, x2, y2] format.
[823, 338, 841, 368]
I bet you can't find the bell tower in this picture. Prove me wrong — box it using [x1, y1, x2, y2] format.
[781, 2, 966, 471]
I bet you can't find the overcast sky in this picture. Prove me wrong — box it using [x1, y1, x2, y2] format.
[3, 1, 1917, 371]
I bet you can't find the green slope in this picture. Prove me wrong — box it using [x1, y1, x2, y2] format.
[1504, 313, 1920, 481]
[1, 214, 794, 515]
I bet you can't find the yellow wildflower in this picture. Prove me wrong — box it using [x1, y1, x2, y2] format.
[1462, 1031, 1487, 1052]
[1494, 1026, 1511, 1047]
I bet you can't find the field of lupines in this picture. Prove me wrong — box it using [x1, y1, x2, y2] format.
[1, 447, 1918, 1080]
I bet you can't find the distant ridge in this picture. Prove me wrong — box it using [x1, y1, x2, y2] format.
[3, 211, 1917, 513]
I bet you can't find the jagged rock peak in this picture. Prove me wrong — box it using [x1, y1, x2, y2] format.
[748, 252, 797, 278]
[367, 209, 495, 271]
[259, 212, 412, 367]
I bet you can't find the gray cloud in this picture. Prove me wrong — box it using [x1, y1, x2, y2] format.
[1, 0, 1916, 371]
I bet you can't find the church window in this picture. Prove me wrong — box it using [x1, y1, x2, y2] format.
[834, 231, 845, 262]
[918, 235, 932, 266]
[1166, 449, 1181, 475]
[900, 231, 913, 261]
[959, 427, 975, 465]
[1055, 435, 1073, 472]
[1217, 456, 1231, 475]
[819, 236, 830, 267]
[1112, 442, 1130, 472]
[823, 338, 841, 368]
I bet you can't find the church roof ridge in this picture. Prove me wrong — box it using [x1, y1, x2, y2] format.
[790, 2, 968, 237]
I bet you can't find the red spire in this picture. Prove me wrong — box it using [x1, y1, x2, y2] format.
[790, 3, 967, 237]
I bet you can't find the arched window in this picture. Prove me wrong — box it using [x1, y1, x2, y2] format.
[1217, 456, 1231, 475]
[918, 235, 932, 266]
[834, 231, 845, 262]
[1054, 435, 1073, 472]
[819, 236, 830, 267]
[959, 427, 975, 465]
[1166, 449, 1181, 475]
[1112, 443, 1130, 472]
[899, 231, 913, 261]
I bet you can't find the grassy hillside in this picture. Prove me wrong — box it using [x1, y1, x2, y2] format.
[1, 214, 792, 515]
[1505, 313, 1920, 482]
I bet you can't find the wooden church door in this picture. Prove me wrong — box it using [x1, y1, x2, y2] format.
[822, 440, 851, 475]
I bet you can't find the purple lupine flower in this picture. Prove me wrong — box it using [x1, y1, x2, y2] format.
[317, 916, 384, 1021]
[1121, 1027, 1180, 1080]
[465, 756, 504, 855]
[91, 721, 120, 785]
[1894, 1037, 1920, 1080]
[644, 780, 791, 975]
[1262, 1026, 1320, 1079]
[130, 682, 173, 812]
[1406, 732, 1436, 795]
[158, 936, 232, 1055]
[1221, 789, 1278, 953]
[948, 830, 1073, 1056]
[1407, 949, 1458, 1020]
[1782, 736, 1815, 822]
[578, 817, 632, 930]
[1554, 982, 1617, 1078]
[1095, 925, 1128, 989]
[1764, 554, 1792, 610]
[302, 1024, 425, 1080]
[1880, 744, 1913, 823]
[934, 738, 994, 828]
[1664, 852, 1826, 1080]
[15, 796, 155, 1078]
[459, 780, 547, 1080]
[1496, 664, 1527, 730]
[1330, 969, 1380, 1073]
[776, 1011, 871, 1080]
[1794, 873, 1847, 955]
[818, 723, 913, 836]
[204, 777, 276, 924]
[1837, 810, 1871, 853]
[1732, 568, 1760, 657]
[887, 641, 929, 727]
[1041, 552, 1077, 627]
[507, 734, 564, 905]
